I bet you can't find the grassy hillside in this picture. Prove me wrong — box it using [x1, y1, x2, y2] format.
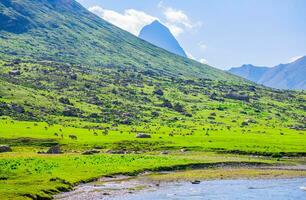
[0, 0, 240, 81]
[0, 59, 305, 154]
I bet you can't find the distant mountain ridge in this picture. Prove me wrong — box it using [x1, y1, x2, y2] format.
[228, 56, 306, 90]
[229, 64, 269, 83]
[139, 20, 187, 57]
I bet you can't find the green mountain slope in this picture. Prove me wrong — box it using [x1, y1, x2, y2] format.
[0, 0, 239, 81]
[0, 0, 304, 144]
[0, 0, 304, 135]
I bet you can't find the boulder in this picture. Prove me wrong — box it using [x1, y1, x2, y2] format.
[0, 145, 12, 153]
[161, 151, 169, 155]
[224, 93, 250, 102]
[47, 145, 61, 154]
[106, 150, 125, 154]
[9, 70, 21, 76]
[59, 97, 72, 105]
[161, 99, 173, 108]
[191, 180, 201, 184]
[82, 150, 100, 155]
[136, 133, 151, 138]
[153, 88, 164, 96]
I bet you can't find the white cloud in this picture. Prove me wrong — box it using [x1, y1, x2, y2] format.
[88, 3, 201, 55]
[199, 58, 208, 64]
[289, 55, 303, 63]
[89, 6, 157, 35]
[158, 1, 202, 36]
[186, 52, 208, 65]
[186, 51, 195, 60]
[163, 7, 192, 28]
[165, 23, 184, 37]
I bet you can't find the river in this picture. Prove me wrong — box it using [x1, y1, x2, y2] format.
[56, 177, 306, 200]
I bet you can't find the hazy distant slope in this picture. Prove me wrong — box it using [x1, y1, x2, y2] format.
[0, 0, 241, 82]
[139, 20, 187, 57]
[229, 64, 269, 83]
[228, 56, 306, 90]
[258, 56, 306, 90]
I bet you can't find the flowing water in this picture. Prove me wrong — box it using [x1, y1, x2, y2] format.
[56, 177, 306, 200]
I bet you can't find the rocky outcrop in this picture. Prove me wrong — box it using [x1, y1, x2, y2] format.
[0, 145, 12, 153]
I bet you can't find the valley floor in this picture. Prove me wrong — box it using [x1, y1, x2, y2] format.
[1, 151, 306, 200]
[0, 118, 305, 199]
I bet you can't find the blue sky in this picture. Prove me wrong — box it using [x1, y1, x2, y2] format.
[77, 0, 306, 69]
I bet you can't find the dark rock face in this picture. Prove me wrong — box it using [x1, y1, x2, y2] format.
[0, 145, 12, 153]
[47, 145, 61, 154]
[136, 133, 151, 138]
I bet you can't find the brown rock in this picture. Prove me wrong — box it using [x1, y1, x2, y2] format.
[0, 145, 12, 153]
[47, 145, 61, 154]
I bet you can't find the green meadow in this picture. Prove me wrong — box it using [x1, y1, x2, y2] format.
[0, 118, 305, 199]
[1, 119, 305, 155]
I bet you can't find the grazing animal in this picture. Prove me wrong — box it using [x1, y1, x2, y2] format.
[69, 134, 77, 140]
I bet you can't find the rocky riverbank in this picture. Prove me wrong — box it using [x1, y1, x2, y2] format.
[55, 165, 306, 200]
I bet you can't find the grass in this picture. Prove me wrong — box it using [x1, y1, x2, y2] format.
[0, 118, 305, 199]
[0, 119, 305, 155]
[0, 154, 193, 200]
[145, 168, 306, 182]
[0, 152, 279, 200]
